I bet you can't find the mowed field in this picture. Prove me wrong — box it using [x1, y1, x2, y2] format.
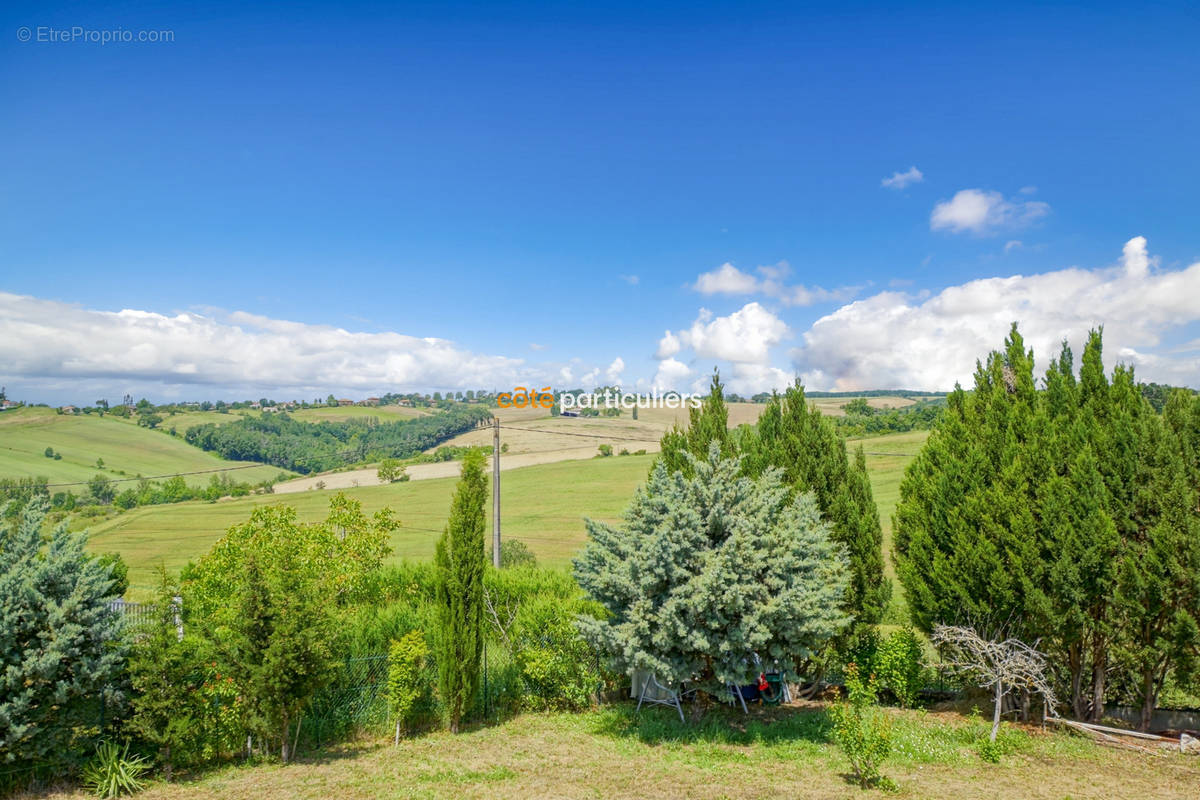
[87, 454, 656, 597]
[88, 425, 929, 600]
[0, 407, 289, 487]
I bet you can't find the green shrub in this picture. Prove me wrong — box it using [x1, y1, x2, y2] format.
[81, 742, 148, 798]
[597, 444, 613, 457]
[511, 596, 601, 711]
[831, 663, 893, 790]
[499, 539, 537, 569]
[388, 631, 429, 740]
[875, 627, 925, 708]
[975, 736, 1003, 763]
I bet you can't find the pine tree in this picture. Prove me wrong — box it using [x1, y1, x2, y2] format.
[575, 443, 851, 691]
[435, 448, 488, 733]
[0, 498, 126, 767]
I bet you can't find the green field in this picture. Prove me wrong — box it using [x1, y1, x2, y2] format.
[87, 453, 656, 597]
[86, 429, 929, 600]
[0, 407, 290, 488]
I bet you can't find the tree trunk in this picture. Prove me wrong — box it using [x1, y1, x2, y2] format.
[1088, 638, 1106, 723]
[991, 680, 1003, 742]
[1068, 643, 1085, 719]
[281, 712, 291, 763]
[1140, 667, 1157, 732]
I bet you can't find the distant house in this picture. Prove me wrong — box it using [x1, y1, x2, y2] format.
[338, 398, 354, 406]
[60, 405, 77, 414]
[250, 401, 262, 410]
[262, 405, 282, 413]
[1, 400, 19, 411]
[397, 398, 413, 407]
[361, 397, 381, 407]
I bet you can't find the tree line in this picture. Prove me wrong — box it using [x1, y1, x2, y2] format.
[894, 325, 1200, 729]
[183, 406, 493, 473]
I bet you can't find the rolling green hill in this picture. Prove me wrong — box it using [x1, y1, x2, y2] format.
[0, 407, 290, 488]
[84, 429, 929, 599]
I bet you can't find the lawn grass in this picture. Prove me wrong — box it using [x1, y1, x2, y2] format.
[29, 704, 1200, 800]
[0, 407, 288, 488]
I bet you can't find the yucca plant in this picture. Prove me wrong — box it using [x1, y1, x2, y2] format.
[81, 741, 149, 798]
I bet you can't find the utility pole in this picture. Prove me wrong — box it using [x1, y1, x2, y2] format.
[492, 415, 501, 568]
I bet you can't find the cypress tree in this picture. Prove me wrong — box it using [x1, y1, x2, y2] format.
[657, 369, 732, 477]
[743, 381, 890, 626]
[435, 448, 488, 733]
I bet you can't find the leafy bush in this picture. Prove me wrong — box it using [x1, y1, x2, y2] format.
[975, 736, 1003, 763]
[388, 631, 429, 740]
[511, 596, 602, 711]
[81, 742, 148, 798]
[831, 664, 893, 790]
[597, 444, 613, 457]
[499, 539, 537, 569]
[875, 627, 925, 708]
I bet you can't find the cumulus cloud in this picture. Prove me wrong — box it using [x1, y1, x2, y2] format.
[930, 189, 1050, 234]
[881, 166, 924, 189]
[791, 236, 1200, 391]
[605, 357, 625, 383]
[650, 303, 794, 393]
[619, 274, 639, 285]
[691, 261, 857, 307]
[0, 294, 599, 398]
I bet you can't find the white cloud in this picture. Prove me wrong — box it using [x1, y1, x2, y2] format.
[0, 294, 612, 399]
[605, 357, 625, 384]
[691, 261, 857, 307]
[791, 237, 1200, 391]
[529, 342, 548, 351]
[881, 166, 924, 189]
[619, 274, 639, 285]
[677, 303, 789, 364]
[692, 262, 759, 295]
[652, 358, 693, 391]
[1004, 240, 1023, 253]
[655, 330, 682, 359]
[930, 189, 1050, 234]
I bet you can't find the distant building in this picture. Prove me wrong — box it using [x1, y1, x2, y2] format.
[1, 400, 19, 411]
[338, 398, 354, 406]
[250, 401, 262, 410]
[362, 397, 381, 406]
[60, 405, 77, 414]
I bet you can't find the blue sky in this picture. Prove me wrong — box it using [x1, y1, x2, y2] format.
[2, 1, 1199, 403]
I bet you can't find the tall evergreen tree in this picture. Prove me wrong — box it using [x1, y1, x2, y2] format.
[657, 369, 732, 477]
[0, 498, 126, 768]
[742, 381, 891, 625]
[576, 443, 851, 691]
[435, 448, 488, 733]
[1114, 411, 1200, 730]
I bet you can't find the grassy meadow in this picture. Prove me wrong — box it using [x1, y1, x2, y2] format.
[86, 453, 657, 597]
[31, 704, 1200, 800]
[0, 407, 289, 488]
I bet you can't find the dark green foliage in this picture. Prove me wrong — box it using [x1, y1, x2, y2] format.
[94, 552, 130, 597]
[831, 398, 945, 436]
[184, 405, 492, 473]
[895, 324, 1200, 726]
[435, 449, 488, 732]
[0, 499, 127, 769]
[741, 381, 891, 626]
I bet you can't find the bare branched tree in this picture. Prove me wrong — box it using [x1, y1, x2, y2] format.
[483, 585, 518, 654]
[932, 624, 1059, 741]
